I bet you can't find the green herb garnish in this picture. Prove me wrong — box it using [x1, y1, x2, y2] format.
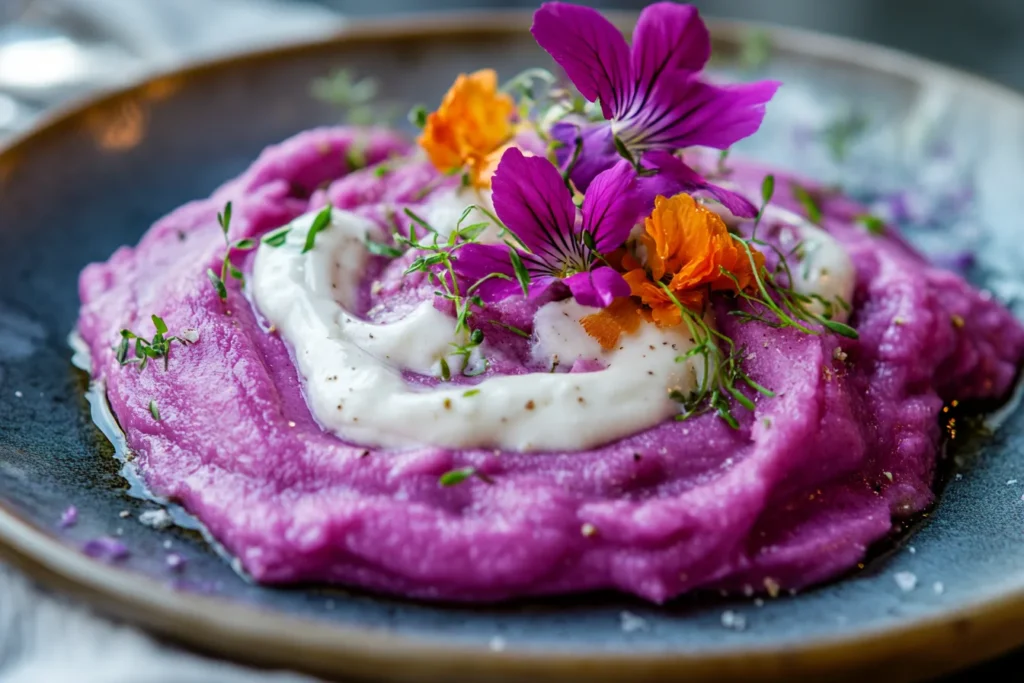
[365, 238, 403, 258]
[208, 201, 257, 302]
[117, 315, 194, 371]
[262, 226, 291, 247]
[856, 214, 886, 235]
[302, 204, 334, 254]
[791, 183, 823, 223]
[438, 466, 494, 487]
[149, 400, 160, 421]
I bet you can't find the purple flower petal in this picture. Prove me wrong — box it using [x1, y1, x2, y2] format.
[59, 505, 78, 529]
[581, 160, 642, 253]
[452, 243, 522, 303]
[630, 3, 710, 101]
[531, 2, 632, 119]
[563, 267, 630, 308]
[491, 148, 577, 260]
[640, 151, 757, 218]
[551, 122, 620, 192]
[83, 537, 129, 562]
[624, 77, 781, 151]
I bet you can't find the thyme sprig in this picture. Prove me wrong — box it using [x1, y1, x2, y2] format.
[116, 315, 194, 371]
[395, 205, 515, 379]
[661, 284, 774, 429]
[207, 202, 256, 302]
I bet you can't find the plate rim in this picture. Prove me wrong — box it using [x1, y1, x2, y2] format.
[2, 10, 1023, 683]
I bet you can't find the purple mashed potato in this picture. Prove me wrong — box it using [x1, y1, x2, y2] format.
[77, 127, 1024, 602]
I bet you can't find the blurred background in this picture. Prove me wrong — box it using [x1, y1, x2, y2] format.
[1, 0, 1024, 143]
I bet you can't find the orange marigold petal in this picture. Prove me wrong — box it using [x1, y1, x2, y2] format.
[580, 298, 644, 350]
[418, 69, 515, 178]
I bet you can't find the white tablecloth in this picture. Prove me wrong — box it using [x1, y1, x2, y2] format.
[0, 1, 341, 680]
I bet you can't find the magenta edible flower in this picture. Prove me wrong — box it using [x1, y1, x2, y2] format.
[59, 505, 78, 529]
[453, 147, 641, 308]
[532, 2, 778, 216]
[83, 537, 129, 562]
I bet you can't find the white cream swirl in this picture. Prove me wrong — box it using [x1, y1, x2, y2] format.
[251, 199, 855, 452]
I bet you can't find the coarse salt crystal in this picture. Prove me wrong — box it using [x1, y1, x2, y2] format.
[163, 539, 173, 549]
[933, 582, 945, 595]
[894, 571, 917, 592]
[721, 610, 746, 631]
[118, 510, 130, 519]
[1008, 480, 1019, 485]
[14, 391, 22, 398]
[181, 328, 200, 344]
[908, 546, 916, 554]
[620, 611, 648, 633]
[166, 553, 186, 571]
[955, 473, 963, 480]
[489, 636, 507, 652]
[139, 509, 173, 530]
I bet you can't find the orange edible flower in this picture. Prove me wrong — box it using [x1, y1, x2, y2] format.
[581, 298, 644, 350]
[582, 193, 766, 349]
[418, 69, 516, 188]
[627, 193, 765, 327]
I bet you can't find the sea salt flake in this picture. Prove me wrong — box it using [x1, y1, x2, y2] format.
[181, 328, 200, 344]
[14, 391, 21, 398]
[908, 546, 916, 554]
[933, 582, 945, 595]
[1009, 479, 1019, 485]
[955, 473, 963, 480]
[118, 510, 130, 519]
[166, 553, 186, 571]
[163, 539, 173, 549]
[721, 610, 746, 631]
[139, 509, 173, 530]
[489, 636, 507, 652]
[894, 571, 918, 592]
[620, 611, 648, 633]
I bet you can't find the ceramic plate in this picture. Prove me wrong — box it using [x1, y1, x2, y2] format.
[1, 12, 1024, 683]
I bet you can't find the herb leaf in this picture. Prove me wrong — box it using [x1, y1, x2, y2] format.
[856, 214, 886, 235]
[149, 400, 161, 421]
[302, 205, 334, 254]
[263, 227, 291, 247]
[792, 184, 823, 223]
[206, 269, 227, 300]
[366, 239, 403, 258]
[509, 249, 531, 297]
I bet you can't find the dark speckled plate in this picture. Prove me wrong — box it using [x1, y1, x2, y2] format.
[2, 12, 1024, 683]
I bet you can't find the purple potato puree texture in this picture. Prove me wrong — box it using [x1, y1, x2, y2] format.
[77, 127, 1024, 602]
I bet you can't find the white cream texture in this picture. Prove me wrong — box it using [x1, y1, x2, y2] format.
[252, 195, 855, 452]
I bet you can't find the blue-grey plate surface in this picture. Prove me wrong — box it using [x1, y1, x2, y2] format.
[1, 12, 1023, 683]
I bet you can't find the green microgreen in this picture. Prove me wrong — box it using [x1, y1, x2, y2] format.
[822, 110, 868, 162]
[311, 68, 381, 125]
[739, 29, 772, 70]
[149, 400, 160, 421]
[509, 249, 532, 297]
[262, 226, 291, 247]
[365, 238, 404, 258]
[408, 104, 428, 129]
[395, 207, 512, 380]
[116, 314, 195, 372]
[208, 201, 257, 303]
[791, 183, 823, 223]
[302, 204, 334, 254]
[438, 466, 494, 487]
[856, 213, 886, 235]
